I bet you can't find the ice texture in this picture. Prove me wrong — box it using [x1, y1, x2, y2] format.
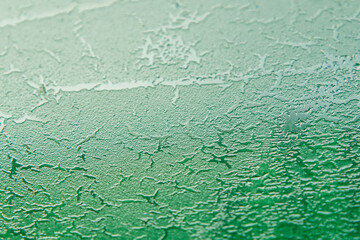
[0, 0, 360, 239]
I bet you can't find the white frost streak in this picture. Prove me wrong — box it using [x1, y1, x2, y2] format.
[13, 113, 45, 124]
[0, 1, 117, 28]
[95, 81, 154, 91]
[0, 112, 12, 133]
[3, 64, 22, 75]
[50, 83, 100, 94]
[172, 88, 179, 105]
[48, 77, 228, 94]
[0, 4, 77, 28]
[0, 118, 5, 133]
[49, 81, 154, 94]
[77, 0, 117, 13]
[36, 75, 231, 97]
[76, 124, 105, 148]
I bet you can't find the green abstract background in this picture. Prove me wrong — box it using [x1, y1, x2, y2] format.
[0, 0, 360, 239]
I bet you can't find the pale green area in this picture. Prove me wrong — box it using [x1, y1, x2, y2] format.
[0, 0, 360, 239]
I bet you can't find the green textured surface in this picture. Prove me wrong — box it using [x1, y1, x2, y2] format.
[0, 0, 360, 239]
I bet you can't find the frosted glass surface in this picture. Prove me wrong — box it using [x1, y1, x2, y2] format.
[0, 0, 360, 239]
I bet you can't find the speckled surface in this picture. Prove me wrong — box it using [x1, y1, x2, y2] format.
[0, 0, 360, 239]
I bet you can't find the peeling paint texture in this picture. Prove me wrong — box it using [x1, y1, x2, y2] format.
[0, 0, 360, 239]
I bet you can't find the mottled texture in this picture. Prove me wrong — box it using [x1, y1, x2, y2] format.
[0, 0, 360, 239]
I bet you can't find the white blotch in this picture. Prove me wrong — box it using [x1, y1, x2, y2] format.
[172, 88, 179, 105]
[13, 113, 46, 124]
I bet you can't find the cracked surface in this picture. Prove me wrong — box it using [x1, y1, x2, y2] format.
[0, 0, 360, 239]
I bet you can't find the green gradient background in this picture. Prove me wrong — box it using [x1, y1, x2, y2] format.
[0, 0, 360, 239]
